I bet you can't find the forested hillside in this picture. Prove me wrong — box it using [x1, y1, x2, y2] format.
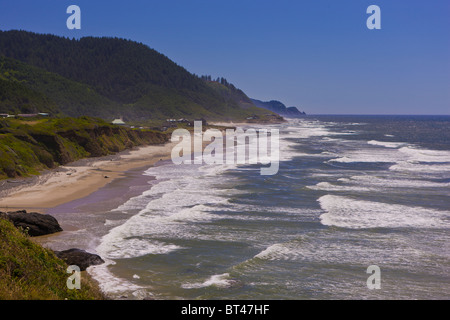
[0, 30, 272, 123]
[0, 56, 121, 117]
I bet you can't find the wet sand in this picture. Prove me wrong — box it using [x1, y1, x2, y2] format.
[0, 142, 177, 213]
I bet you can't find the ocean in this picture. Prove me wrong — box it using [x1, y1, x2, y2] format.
[44, 115, 450, 300]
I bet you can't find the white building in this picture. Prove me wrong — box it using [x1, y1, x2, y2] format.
[112, 118, 126, 125]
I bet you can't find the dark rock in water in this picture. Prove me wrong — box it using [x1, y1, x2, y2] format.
[55, 248, 105, 271]
[6, 211, 63, 236]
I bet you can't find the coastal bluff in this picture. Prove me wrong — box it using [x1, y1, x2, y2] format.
[0, 210, 105, 272]
[0, 214, 105, 299]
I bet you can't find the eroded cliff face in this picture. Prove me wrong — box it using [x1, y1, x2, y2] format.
[56, 125, 168, 160]
[0, 119, 169, 179]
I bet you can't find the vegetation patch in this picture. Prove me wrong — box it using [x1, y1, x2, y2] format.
[0, 117, 168, 179]
[0, 218, 105, 300]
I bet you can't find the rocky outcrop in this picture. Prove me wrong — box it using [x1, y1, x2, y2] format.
[54, 248, 105, 271]
[1, 210, 63, 236]
[1, 210, 105, 272]
[251, 98, 306, 118]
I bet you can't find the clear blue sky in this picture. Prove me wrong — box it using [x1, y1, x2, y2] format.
[1, 0, 449, 114]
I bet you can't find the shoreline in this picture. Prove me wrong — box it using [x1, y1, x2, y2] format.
[0, 124, 246, 299]
[0, 123, 249, 213]
[0, 141, 177, 213]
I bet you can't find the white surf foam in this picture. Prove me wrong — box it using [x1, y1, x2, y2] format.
[308, 175, 450, 194]
[390, 161, 450, 173]
[97, 160, 246, 262]
[368, 140, 407, 148]
[254, 243, 297, 261]
[306, 181, 376, 192]
[277, 120, 358, 161]
[284, 120, 356, 139]
[87, 259, 149, 299]
[318, 195, 450, 229]
[340, 175, 450, 188]
[328, 142, 403, 163]
[328, 141, 450, 174]
[251, 233, 431, 268]
[398, 146, 450, 162]
[385, 147, 450, 174]
[329, 154, 396, 163]
[181, 273, 236, 289]
[98, 235, 182, 260]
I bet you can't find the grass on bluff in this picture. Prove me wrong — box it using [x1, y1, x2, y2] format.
[0, 116, 168, 180]
[0, 218, 105, 300]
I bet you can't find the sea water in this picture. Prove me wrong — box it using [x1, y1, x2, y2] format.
[49, 115, 450, 299]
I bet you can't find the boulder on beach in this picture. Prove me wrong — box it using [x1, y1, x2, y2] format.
[3, 210, 63, 236]
[54, 248, 105, 271]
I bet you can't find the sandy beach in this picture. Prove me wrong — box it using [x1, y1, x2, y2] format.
[0, 125, 223, 213]
[0, 141, 177, 213]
